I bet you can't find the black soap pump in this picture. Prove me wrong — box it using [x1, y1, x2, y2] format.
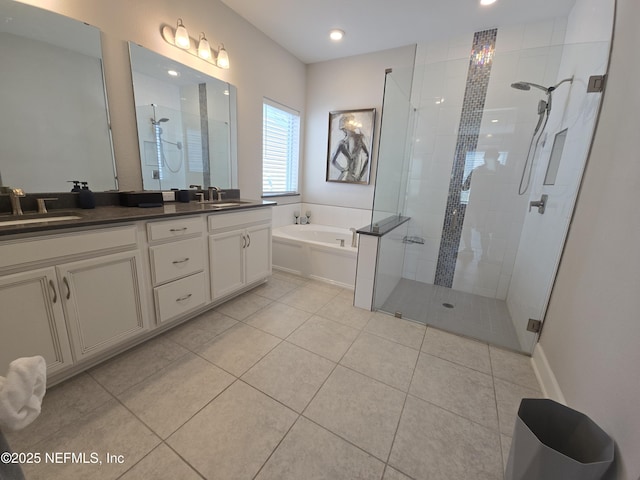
[79, 181, 96, 209]
[68, 180, 81, 192]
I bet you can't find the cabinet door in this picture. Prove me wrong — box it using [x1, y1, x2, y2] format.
[58, 251, 148, 360]
[0, 268, 73, 375]
[245, 224, 272, 285]
[209, 229, 244, 300]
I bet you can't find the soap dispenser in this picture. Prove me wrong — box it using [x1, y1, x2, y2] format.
[78, 181, 95, 209]
[68, 180, 81, 192]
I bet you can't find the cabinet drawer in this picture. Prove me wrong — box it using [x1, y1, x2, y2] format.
[154, 272, 207, 323]
[208, 208, 272, 231]
[0, 225, 137, 270]
[147, 216, 203, 242]
[149, 237, 204, 285]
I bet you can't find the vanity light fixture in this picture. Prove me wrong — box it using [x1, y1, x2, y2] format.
[216, 44, 230, 69]
[161, 19, 230, 69]
[197, 33, 211, 60]
[174, 19, 190, 49]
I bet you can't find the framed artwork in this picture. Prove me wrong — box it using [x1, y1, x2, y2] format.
[326, 108, 375, 184]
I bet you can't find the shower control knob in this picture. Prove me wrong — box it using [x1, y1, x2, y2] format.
[529, 194, 548, 214]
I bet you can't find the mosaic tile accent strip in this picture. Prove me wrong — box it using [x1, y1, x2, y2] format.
[199, 83, 211, 188]
[434, 29, 497, 288]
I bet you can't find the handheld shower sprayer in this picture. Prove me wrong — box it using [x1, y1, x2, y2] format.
[511, 77, 573, 195]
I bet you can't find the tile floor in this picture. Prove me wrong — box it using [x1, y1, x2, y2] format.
[7, 271, 543, 480]
[380, 278, 522, 352]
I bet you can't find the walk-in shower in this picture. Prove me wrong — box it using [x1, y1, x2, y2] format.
[368, 7, 613, 354]
[151, 105, 183, 179]
[511, 78, 573, 195]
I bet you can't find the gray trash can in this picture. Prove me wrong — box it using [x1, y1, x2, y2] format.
[505, 398, 614, 480]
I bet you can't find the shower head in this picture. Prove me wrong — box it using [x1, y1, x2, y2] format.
[510, 81, 549, 93]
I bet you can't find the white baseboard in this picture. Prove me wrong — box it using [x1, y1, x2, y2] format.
[531, 343, 567, 404]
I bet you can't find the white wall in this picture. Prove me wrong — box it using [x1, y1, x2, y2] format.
[538, 0, 640, 478]
[20, 0, 306, 197]
[304, 46, 416, 210]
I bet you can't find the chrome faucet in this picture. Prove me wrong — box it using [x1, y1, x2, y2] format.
[1, 187, 26, 215]
[208, 186, 225, 202]
[350, 228, 358, 248]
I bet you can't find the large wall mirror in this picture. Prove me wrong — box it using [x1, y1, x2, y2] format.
[129, 43, 238, 191]
[0, 0, 116, 193]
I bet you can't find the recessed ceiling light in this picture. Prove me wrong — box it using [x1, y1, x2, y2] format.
[329, 29, 344, 41]
[480, 0, 497, 5]
[491, 119, 499, 123]
[167, 69, 179, 77]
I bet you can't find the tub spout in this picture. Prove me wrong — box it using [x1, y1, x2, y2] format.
[350, 228, 358, 248]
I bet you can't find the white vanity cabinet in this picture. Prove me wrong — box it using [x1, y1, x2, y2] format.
[0, 268, 73, 375]
[56, 250, 148, 361]
[147, 216, 208, 324]
[209, 208, 272, 300]
[0, 205, 273, 382]
[0, 225, 149, 373]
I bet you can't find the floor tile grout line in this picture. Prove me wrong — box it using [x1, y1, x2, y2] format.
[489, 346, 508, 480]
[249, 410, 301, 480]
[86, 339, 193, 398]
[298, 415, 396, 468]
[382, 320, 428, 473]
[159, 441, 208, 480]
[418, 350, 495, 378]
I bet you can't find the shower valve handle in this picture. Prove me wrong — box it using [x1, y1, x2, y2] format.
[529, 194, 548, 214]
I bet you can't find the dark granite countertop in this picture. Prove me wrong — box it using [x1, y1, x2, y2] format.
[0, 199, 276, 237]
[357, 215, 411, 237]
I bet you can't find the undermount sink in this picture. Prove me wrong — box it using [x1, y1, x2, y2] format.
[209, 202, 247, 207]
[0, 215, 82, 227]
[203, 201, 250, 208]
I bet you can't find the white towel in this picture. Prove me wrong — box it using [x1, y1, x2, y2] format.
[0, 356, 46, 431]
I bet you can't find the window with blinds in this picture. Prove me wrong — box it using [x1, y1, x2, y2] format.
[262, 99, 300, 195]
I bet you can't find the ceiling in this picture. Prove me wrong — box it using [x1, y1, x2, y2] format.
[219, 0, 577, 64]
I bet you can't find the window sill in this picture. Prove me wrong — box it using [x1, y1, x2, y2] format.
[261, 192, 301, 199]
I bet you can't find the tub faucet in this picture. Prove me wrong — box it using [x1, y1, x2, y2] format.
[1, 187, 25, 215]
[350, 228, 358, 248]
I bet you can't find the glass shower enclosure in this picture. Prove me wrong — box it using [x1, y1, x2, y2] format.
[370, 9, 614, 353]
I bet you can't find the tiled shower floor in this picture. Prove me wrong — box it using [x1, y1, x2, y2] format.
[380, 278, 522, 352]
[6, 271, 542, 480]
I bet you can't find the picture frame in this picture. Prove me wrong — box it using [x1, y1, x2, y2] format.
[326, 108, 376, 184]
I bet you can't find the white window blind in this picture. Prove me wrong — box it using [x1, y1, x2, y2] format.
[262, 99, 300, 195]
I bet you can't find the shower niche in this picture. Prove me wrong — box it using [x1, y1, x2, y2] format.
[129, 43, 238, 191]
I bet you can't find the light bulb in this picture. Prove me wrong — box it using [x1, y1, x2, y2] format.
[217, 44, 230, 69]
[329, 29, 344, 41]
[198, 33, 211, 60]
[174, 19, 190, 49]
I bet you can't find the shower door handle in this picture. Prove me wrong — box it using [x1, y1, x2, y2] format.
[529, 194, 548, 214]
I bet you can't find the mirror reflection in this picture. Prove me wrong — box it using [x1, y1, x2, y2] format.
[128, 43, 237, 191]
[0, 0, 116, 192]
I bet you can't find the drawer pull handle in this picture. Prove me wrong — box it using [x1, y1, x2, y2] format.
[63, 276, 71, 300]
[172, 258, 190, 264]
[49, 279, 57, 303]
[169, 227, 188, 232]
[247, 233, 251, 248]
[242, 235, 247, 248]
[176, 293, 192, 302]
